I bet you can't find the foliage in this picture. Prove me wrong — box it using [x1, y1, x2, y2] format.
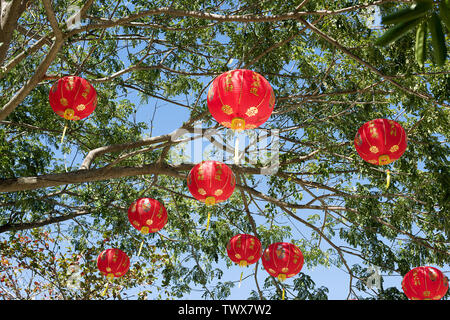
[376, 0, 449, 66]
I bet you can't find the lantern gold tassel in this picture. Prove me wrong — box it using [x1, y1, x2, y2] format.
[205, 211, 211, 231]
[101, 283, 109, 297]
[101, 273, 114, 297]
[277, 273, 286, 300]
[60, 123, 68, 145]
[385, 169, 391, 189]
[60, 109, 74, 146]
[137, 240, 144, 257]
[204, 196, 215, 231]
[137, 227, 149, 257]
[238, 260, 247, 288]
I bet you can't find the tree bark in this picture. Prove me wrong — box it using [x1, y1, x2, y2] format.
[0, 163, 186, 193]
[0, 0, 30, 65]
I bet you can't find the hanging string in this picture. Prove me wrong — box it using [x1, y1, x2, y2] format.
[234, 134, 239, 165]
[238, 270, 244, 288]
[282, 287, 285, 300]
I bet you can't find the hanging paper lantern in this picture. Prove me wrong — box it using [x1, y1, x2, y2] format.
[354, 118, 407, 166]
[207, 69, 275, 131]
[187, 160, 236, 206]
[96, 248, 130, 280]
[127, 197, 168, 235]
[262, 242, 304, 282]
[402, 266, 449, 300]
[226, 234, 262, 267]
[49, 76, 97, 121]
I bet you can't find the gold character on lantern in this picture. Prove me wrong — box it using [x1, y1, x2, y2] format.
[81, 85, 91, 99]
[250, 72, 261, 96]
[142, 201, 151, 212]
[275, 244, 285, 259]
[388, 121, 397, 136]
[197, 164, 204, 180]
[367, 122, 378, 138]
[225, 72, 233, 92]
[249, 239, 255, 250]
[215, 164, 222, 181]
[413, 270, 421, 286]
[66, 77, 75, 91]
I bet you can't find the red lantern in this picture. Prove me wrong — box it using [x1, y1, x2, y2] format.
[354, 118, 407, 166]
[49, 76, 97, 121]
[207, 69, 275, 131]
[96, 248, 130, 280]
[402, 266, 449, 300]
[187, 160, 236, 206]
[127, 198, 168, 235]
[226, 234, 262, 267]
[262, 242, 304, 282]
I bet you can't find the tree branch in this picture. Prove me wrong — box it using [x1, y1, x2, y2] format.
[0, 209, 89, 233]
[0, 0, 30, 65]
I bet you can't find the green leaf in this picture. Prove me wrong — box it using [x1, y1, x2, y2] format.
[415, 21, 427, 67]
[375, 17, 423, 47]
[381, 1, 432, 25]
[429, 13, 448, 66]
[439, 0, 450, 31]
